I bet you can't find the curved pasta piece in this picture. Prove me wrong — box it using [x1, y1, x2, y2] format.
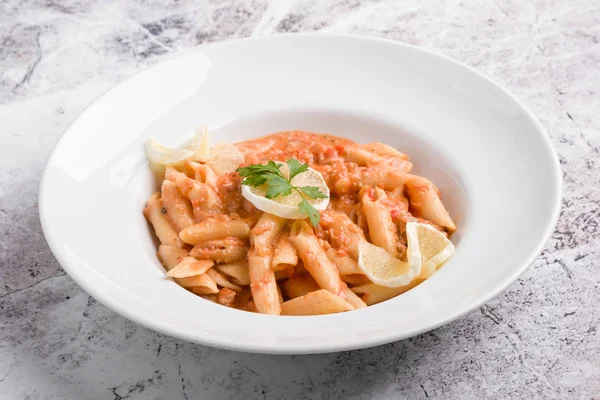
[404, 175, 456, 231]
[160, 181, 195, 232]
[144, 192, 184, 248]
[361, 186, 398, 257]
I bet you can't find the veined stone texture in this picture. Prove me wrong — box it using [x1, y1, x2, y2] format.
[0, 1, 599, 399]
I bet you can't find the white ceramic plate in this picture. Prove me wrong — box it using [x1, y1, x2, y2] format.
[39, 34, 561, 354]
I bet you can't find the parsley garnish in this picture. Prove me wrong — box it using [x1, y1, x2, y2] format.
[237, 159, 327, 226]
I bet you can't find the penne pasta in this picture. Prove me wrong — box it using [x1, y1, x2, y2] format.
[320, 211, 365, 260]
[144, 192, 184, 248]
[343, 147, 384, 166]
[351, 279, 423, 305]
[290, 220, 343, 296]
[216, 262, 250, 286]
[206, 268, 243, 293]
[326, 248, 362, 275]
[281, 289, 354, 316]
[361, 142, 409, 160]
[157, 245, 188, 271]
[340, 274, 371, 286]
[190, 281, 219, 295]
[186, 161, 218, 188]
[361, 186, 398, 257]
[178, 273, 218, 292]
[190, 238, 248, 263]
[341, 283, 367, 309]
[359, 168, 408, 191]
[251, 213, 286, 255]
[405, 175, 456, 231]
[247, 249, 280, 315]
[165, 167, 195, 194]
[272, 231, 298, 271]
[187, 182, 223, 222]
[166, 257, 214, 278]
[282, 273, 320, 299]
[161, 180, 195, 232]
[147, 131, 457, 315]
[180, 218, 252, 245]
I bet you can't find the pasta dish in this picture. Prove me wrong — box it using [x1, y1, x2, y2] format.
[144, 130, 456, 315]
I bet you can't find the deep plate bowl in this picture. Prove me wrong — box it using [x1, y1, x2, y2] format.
[39, 34, 561, 354]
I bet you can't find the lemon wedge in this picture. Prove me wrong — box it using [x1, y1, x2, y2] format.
[145, 126, 209, 166]
[415, 223, 455, 279]
[357, 222, 422, 287]
[241, 162, 330, 219]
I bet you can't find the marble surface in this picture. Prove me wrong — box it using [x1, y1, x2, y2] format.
[1, 0, 599, 398]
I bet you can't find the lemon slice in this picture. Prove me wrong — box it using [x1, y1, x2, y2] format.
[206, 142, 244, 176]
[357, 222, 422, 287]
[145, 126, 209, 166]
[415, 222, 455, 279]
[241, 162, 330, 219]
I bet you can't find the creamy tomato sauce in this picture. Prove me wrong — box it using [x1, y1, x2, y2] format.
[212, 131, 435, 259]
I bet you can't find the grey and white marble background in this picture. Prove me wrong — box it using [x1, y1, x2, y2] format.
[1, 0, 599, 399]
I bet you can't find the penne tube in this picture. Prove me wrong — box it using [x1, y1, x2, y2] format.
[282, 273, 320, 299]
[341, 283, 367, 309]
[251, 213, 286, 255]
[180, 218, 252, 244]
[289, 220, 343, 296]
[344, 146, 384, 166]
[157, 245, 188, 271]
[187, 182, 223, 222]
[190, 238, 248, 263]
[272, 231, 298, 271]
[351, 279, 423, 305]
[359, 168, 408, 191]
[206, 268, 243, 293]
[361, 186, 398, 257]
[186, 161, 218, 188]
[160, 180, 195, 232]
[404, 175, 456, 231]
[190, 281, 219, 295]
[248, 248, 281, 315]
[320, 211, 365, 260]
[361, 142, 409, 160]
[281, 289, 354, 316]
[166, 257, 214, 278]
[178, 273, 218, 292]
[340, 274, 371, 286]
[144, 192, 184, 248]
[216, 262, 250, 286]
[158, 245, 219, 293]
[389, 186, 410, 215]
[165, 167, 195, 194]
[147, 131, 458, 315]
[326, 248, 362, 275]
[357, 143, 413, 172]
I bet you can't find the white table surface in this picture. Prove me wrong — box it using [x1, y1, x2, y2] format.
[1, 0, 599, 399]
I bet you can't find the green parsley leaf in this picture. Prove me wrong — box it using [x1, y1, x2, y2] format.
[236, 159, 327, 226]
[299, 186, 328, 199]
[298, 197, 321, 226]
[287, 158, 309, 181]
[240, 174, 267, 187]
[264, 175, 293, 199]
